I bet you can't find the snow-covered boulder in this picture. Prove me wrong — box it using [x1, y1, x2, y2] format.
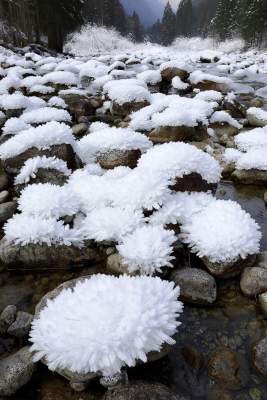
[0, 122, 76, 174]
[160, 61, 189, 82]
[247, 107, 267, 127]
[130, 94, 215, 143]
[189, 70, 232, 92]
[210, 110, 242, 139]
[181, 200, 261, 278]
[30, 274, 183, 384]
[76, 126, 152, 168]
[137, 142, 221, 193]
[104, 79, 151, 117]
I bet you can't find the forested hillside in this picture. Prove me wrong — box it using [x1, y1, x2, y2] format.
[0, 0, 144, 52]
[149, 0, 267, 47]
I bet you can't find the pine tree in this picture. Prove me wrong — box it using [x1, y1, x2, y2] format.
[176, 0, 193, 37]
[129, 11, 144, 42]
[211, 0, 239, 40]
[241, 0, 267, 47]
[161, 1, 176, 45]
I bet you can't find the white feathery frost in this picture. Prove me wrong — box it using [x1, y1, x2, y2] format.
[117, 225, 176, 275]
[180, 200, 261, 263]
[4, 214, 83, 247]
[18, 183, 81, 219]
[30, 274, 183, 376]
[15, 156, 71, 185]
[0, 121, 75, 159]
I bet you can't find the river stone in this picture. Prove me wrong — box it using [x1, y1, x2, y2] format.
[0, 346, 36, 396]
[161, 67, 189, 83]
[252, 337, 267, 378]
[259, 292, 267, 317]
[0, 174, 10, 191]
[210, 123, 239, 138]
[203, 254, 256, 279]
[247, 110, 267, 127]
[2, 144, 77, 175]
[7, 311, 33, 338]
[207, 348, 242, 388]
[240, 267, 267, 297]
[111, 100, 150, 117]
[0, 190, 9, 204]
[170, 268, 217, 304]
[0, 201, 16, 224]
[193, 80, 229, 93]
[106, 253, 131, 275]
[14, 168, 68, 196]
[148, 125, 208, 144]
[223, 99, 246, 119]
[59, 93, 96, 120]
[72, 122, 88, 137]
[104, 382, 185, 400]
[171, 172, 217, 193]
[232, 169, 267, 185]
[0, 305, 17, 334]
[0, 238, 104, 270]
[97, 149, 141, 169]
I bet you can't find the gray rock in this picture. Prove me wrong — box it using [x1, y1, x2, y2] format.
[247, 109, 267, 127]
[104, 382, 186, 400]
[203, 254, 256, 279]
[2, 144, 77, 175]
[106, 253, 130, 275]
[148, 125, 208, 144]
[0, 174, 10, 191]
[72, 123, 88, 137]
[259, 292, 267, 317]
[172, 172, 217, 193]
[240, 267, 267, 297]
[170, 268, 217, 304]
[252, 337, 267, 377]
[7, 311, 33, 338]
[59, 93, 97, 121]
[111, 100, 150, 117]
[232, 169, 267, 185]
[0, 346, 35, 396]
[0, 305, 17, 334]
[97, 149, 141, 169]
[0, 238, 105, 270]
[14, 168, 68, 196]
[0, 201, 17, 224]
[0, 190, 9, 204]
[161, 67, 189, 82]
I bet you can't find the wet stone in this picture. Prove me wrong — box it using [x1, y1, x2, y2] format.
[7, 310, 33, 338]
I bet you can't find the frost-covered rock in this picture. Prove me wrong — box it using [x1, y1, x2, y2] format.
[210, 111, 242, 138]
[189, 70, 231, 92]
[104, 382, 181, 400]
[15, 156, 71, 185]
[76, 127, 152, 167]
[0, 122, 76, 174]
[17, 183, 80, 219]
[235, 127, 267, 151]
[30, 275, 183, 377]
[247, 107, 267, 127]
[137, 142, 221, 192]
[80, 206, 145, 242]
[160, 61, 189, 82]
[181, 200, 261, 277]
[130, 95, 215, 143]
[117, 225, 176, 275]
[20, 107, 71, 125]
[0, 236, 103, 269]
